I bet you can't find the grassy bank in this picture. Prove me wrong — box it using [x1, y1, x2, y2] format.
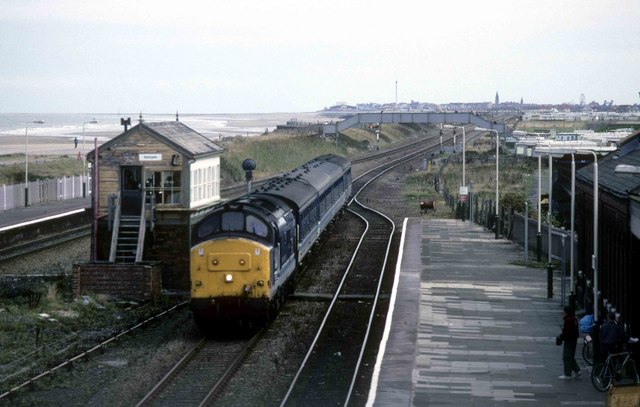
[0, 155, 82, 185]
[218, 123, 433, 184]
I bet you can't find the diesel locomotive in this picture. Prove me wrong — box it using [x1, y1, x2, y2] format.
[190, 154, 352, 327]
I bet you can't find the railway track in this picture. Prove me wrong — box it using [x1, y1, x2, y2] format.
[0, 225, 91, 262]
[0, 301, 189, 401]
[136, 331, 265, 407]
[280, 201, 394, 406]
[279, 141, 447, 406]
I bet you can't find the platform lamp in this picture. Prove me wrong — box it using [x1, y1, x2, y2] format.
[578, 149, 601, 363]
[443, 125, 466, 186]
[474, 127, 500, 239]
[82, 119, 98, 197]
[25, 120, 45, 207]
[530, 132, 549, 262]
[532, 146, 567, 299]
[577, 150, 599, 323]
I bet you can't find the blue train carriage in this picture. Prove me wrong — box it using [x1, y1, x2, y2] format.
[190, 155, 352, 327]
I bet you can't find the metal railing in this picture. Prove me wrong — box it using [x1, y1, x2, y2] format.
[1, 175, 89, 211]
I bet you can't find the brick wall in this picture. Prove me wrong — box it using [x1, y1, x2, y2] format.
[150, 219, 190, 291]
[73, 262, 162, 301]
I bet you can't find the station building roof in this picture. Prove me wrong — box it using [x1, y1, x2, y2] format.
[576, 130, 640, 199]
[88, 120, 224, 160]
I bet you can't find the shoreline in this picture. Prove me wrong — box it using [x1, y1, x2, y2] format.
[0, 134, 112, 156]
[0, 112, 338, 156]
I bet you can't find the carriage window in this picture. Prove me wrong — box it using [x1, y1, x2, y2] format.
[246, 215, 268, 237]
[222, 212, 244, 231]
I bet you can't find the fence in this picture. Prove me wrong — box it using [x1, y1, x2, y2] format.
[443, 188, 574, 263]
[445, 190, 579, 307]
[1, 175, 90, 211]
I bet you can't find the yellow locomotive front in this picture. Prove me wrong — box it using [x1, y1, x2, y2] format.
[191, 236, 273, 323]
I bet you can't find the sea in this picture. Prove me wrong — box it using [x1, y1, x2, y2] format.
[0, 112, 325, 142]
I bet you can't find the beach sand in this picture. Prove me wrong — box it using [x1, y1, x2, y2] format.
[0, 131, 118, 157]
[0, 112, 338, 157]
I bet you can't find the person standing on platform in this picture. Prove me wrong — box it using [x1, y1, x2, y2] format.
[599, 312, 627, 360]
[558, 306, 581, 379]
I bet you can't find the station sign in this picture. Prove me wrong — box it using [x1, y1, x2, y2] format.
[459, 186, 469, 202]
[139, 153, 162, 161]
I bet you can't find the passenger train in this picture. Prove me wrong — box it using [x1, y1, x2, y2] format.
[190, 154, 352, 327]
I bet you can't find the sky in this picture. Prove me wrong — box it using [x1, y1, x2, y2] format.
[1, 0, 639, 113]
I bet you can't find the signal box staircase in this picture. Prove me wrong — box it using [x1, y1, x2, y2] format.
[109, 193, 155, 264]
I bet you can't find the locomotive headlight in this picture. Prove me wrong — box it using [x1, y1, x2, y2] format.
[194, 280, 203, 287]
[257, 280, 264, 287]
[239, 259, 245, 266]
[225, 274, 233, 283]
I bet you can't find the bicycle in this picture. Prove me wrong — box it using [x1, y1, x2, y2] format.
[582, 333, 593, 366]
[590, 351, 640, 392]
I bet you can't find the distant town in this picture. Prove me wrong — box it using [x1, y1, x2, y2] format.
[323, 92, 640, 122]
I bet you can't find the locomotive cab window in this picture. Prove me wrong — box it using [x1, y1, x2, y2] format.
[246, 215, 268, 237]
[197, 214, 221, 238]
[222, 212, 244, 231]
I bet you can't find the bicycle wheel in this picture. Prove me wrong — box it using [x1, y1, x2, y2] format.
[591, 363, 613, 392]
[582, 340, 593, 366]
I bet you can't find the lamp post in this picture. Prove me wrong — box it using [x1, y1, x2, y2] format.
[569, 152, 576, 308]
[531, 132, 548, 262]
[537, 155, 542, 261]
[24, 120, 45, 207]
[443, 125, 466, 186]
[82, 120, 98, 197]
[578, 150, 599, 322]
[475, 127, 500, 239]
[548, 153, 553, 267]
[462, 126, 466, 187]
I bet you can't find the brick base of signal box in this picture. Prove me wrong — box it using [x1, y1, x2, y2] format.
[73, 262, 162, 302]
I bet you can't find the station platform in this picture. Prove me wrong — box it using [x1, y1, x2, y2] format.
[0, 197, 90, 231]
[368, 218, 606, 406]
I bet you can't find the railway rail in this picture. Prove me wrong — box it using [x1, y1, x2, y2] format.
[0, 225, 91, 262]
[136, 330, 265, 407]
[280, 138, 445, 406]
[0, 301, 189, 401]
[280, 200, 394, 406]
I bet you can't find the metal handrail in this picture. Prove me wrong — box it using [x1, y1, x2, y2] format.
[108, 192, 121, 262]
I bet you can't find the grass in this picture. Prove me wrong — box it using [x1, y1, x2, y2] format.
[0, 123, 431, 186]
[0, 275, 181, 390]
[402, 133, 537, 218]
[219, 124, 432, 183]
[0, 155, 83, 185]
